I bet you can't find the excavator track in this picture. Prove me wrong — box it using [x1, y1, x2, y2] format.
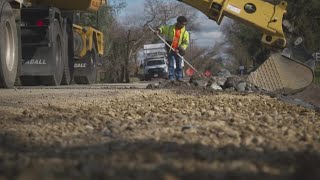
[248, 53, 314, 94]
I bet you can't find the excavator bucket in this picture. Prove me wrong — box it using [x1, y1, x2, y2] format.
[247, 53, 314, 94]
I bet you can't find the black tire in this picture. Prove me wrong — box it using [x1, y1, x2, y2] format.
[20, 76, 40, 86]
[145, 74, 151, 81]
[87, 46, 97, 84]
[61, 19, 74, 85]
[0, 1, 18, 88]
[41, 19, 64, 86]
[73, 76, 88, 84]
[74, 46, 97, 84]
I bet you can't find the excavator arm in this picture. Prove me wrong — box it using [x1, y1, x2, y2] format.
[177, 0, 287, 48]
[177, 0, 315, 94]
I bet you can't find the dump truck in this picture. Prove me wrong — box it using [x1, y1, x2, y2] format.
[177, 0, 315, 94]
[143, 43, 168, 81]
[0, 0, 105, 88]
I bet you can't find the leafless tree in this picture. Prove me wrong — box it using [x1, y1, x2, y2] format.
[144, 0, 199, 30]
[104, 0, 211, 83]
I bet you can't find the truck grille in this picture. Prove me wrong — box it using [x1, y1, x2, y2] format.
[148, 68, 164, 73]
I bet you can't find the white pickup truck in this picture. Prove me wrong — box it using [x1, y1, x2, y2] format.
[143, 43, 168, 80]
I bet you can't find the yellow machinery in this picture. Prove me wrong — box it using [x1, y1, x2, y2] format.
[73, 25, 104, 59]
[72, 24, 105, 84]
[178, 0, 314, 94]
[0, 0, 106, 87]
[178, 0, 287, 48]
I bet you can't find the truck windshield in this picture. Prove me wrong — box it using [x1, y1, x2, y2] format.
[146, 60, 165, 66]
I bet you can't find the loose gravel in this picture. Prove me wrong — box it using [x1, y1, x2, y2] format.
[0, 87, 319, 180]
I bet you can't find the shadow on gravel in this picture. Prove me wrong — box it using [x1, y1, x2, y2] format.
[0, 133, 319, 180]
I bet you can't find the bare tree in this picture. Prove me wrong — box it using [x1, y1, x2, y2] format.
[144, 0, 199, 30]
[104, 0, 206, 83]
[220, 20, 267, 72]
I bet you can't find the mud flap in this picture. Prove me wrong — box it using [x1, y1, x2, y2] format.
[20, 43, 63, 86]
[21, 47, 55, 76]
[248, 53, 314, 94]
[20, 19, 64, 86]
[20, 46, 60, 86]
[73, 48, 97, 85]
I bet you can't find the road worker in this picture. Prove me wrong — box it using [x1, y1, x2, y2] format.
[155, 16, 190, 81]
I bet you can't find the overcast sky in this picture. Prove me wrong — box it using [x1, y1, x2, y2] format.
[119, 0, 224, 48]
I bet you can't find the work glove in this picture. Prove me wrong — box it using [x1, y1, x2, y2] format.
[178, 46, 186, 56]
[154, 29, 160, 35]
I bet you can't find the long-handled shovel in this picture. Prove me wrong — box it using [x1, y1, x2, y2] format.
[147, 24, 206, 78]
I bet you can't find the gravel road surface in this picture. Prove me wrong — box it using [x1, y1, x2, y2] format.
[0, 84, 319, 180]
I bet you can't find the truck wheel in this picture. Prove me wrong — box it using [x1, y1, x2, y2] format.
[74, 46, 97, 84]
[87, 46, 97, 84]
[0, 1, 18, 88]
[41, 19, 63, 86]
[145, 74, 151, 81]
[61, 20, 73, 85]
[20, 76, 40, 86]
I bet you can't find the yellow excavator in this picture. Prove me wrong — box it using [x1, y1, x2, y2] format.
[177, 0, 315, 94]
[0, 0, 105, 87]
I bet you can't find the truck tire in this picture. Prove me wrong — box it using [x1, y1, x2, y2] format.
[145, 74, 151, 81]
[61, 19, 74, 85]
[87, 45, 97, 84]
[41, 19, 64, 86]
[0, 0, 18, 88]
[20, 76, 40, 86]
[74, 45, 97, 84]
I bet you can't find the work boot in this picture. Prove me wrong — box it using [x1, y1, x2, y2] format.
[169, 76, 175, 82]
[177, 79, 184, 82]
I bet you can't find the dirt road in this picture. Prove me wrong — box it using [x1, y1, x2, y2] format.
[0, 84, 319, 180]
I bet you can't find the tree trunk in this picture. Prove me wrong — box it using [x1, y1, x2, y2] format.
[124, 30, 131, 83]
[125, 65, 130, 83]
[120, 65, 125, 83]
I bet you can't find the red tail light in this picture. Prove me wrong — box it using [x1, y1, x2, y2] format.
[36, 19, 45, 27]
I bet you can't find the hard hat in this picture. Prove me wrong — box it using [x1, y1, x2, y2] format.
[177, 16, 188, 23]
